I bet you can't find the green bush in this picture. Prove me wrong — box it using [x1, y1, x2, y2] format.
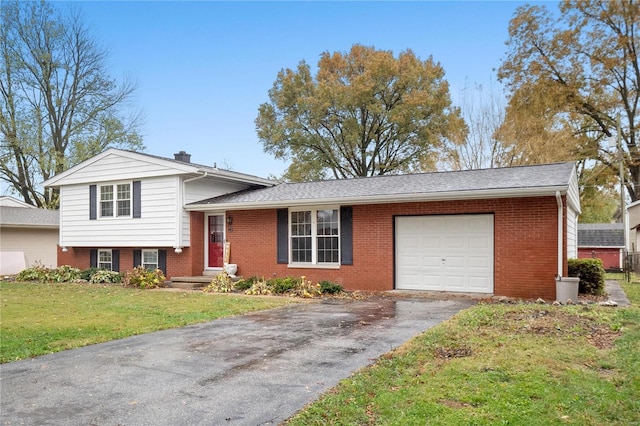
[319, 280, 343, 294]
[80, 267, 101, 281]
[15, 264, 80, 283]
[568, 258, 606, 295]
[49, 265, 80, 282]
[233, 277, 254, 291]
[15, 264, 50, 282]
[123, 266, 166, 289]
[89, 270, 122, 284]
[267, 276, 301, 294]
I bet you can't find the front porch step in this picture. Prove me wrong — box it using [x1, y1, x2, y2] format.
[168, 276, 212, 290]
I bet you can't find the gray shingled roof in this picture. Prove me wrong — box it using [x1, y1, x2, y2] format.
[0, 206, 59, 228]
[122, 150, 275, 185]
[578, 223, 625, 247]
[189, 162, 576, 207]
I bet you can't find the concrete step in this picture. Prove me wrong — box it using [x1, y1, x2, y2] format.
[168, 276, 211, 290]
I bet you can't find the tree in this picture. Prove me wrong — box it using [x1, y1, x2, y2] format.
[442, 81, 507, 171]
[0, 0, 143, 208]
[498, 0, 640, 201]
[255, 44, 466, 181]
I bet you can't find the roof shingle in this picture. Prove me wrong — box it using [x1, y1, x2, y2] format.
[189, 162, 576, 207]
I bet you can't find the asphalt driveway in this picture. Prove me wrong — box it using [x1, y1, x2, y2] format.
[1, 296, 475, 425]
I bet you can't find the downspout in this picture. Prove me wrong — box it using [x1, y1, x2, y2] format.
[556, 191, 563, 278]
[177, 172, 208, 253]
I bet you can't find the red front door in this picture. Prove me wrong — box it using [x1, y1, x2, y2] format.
[208, 215, 224, 268]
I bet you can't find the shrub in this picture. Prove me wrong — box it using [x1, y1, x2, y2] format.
[245, 278, 272, 295]
[15, 264, 80, 283]
[319, 280, 343, 294]
[80, 267, 101, 281]
[287, 276, 321, 298]
[568, 258, 606, 295]
[49, 265, 81, 283]
[233, 278, 253, 291]
[15, 264, 50, 282]
[204, 272, 235, 293]
[89, 270, 122, 284]
[267, 276, 301, 294]
[123, 266, 166, 289]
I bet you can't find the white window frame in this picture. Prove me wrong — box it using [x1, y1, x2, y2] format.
[99, 181, 132, 219]
[289, 207, 340, 268]
[97, 249, 113, 271]
[142, 249, 158, 271]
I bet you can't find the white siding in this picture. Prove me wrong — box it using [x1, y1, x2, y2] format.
[60, 176, 181, 247]
[55, 152, 188, 185]
[567, 207, 578, 259]
[184, 177, 247, 205]
[0, 227, 58, 269]
[180, 176, 252, 247]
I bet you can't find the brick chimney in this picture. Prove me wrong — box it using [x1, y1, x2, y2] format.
[174, 151, 191, 163]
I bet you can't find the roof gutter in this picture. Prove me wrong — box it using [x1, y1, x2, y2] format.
[185, 185, 569, 212]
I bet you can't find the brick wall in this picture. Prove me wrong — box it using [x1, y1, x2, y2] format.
[226, 196, 566, 299]
[55, 196, 567, 299]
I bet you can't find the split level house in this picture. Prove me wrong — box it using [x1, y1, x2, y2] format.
[43, 148, 581, 300]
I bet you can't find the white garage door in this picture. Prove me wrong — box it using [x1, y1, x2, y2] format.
[395, 214, 494, 293]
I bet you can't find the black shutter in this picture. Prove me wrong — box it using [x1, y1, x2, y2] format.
[89, 185, 97, 220]
[276, 208, 288, 264]
[132, 181, 141, 218]
[158, 250, 167, 275]
[112, 250, 120, 272]
[340, 206, 353, 265]
[90, 249, 98, 268]
[133, 250, 141, 268]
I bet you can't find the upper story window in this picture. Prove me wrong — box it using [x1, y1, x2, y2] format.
[290, 208, 339, 265]
[100, 183, 131, 218]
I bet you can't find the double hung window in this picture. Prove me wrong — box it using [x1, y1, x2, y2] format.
[98, 249, 113, 270]
[290, 208, 339, 265]
[99, 183, 131, 217]
[142, 249, 158, 270]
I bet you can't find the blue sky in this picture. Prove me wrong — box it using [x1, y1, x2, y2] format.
[73, 1, 536, 179]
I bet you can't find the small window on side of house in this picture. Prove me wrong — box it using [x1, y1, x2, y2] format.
[98, 249, 113, 270]
[142, 249, 158, 271]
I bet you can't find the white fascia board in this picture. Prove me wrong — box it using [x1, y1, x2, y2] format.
[42, 148, 199, 187]
[207, 169, 275, 187]
[186, 185, 569, 211]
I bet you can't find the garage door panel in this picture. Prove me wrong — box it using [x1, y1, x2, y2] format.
[445, 237, 465, 249]
[469, 256, 490, 268]
[469, 236, 491, 249]
[396, 215, 494, 293]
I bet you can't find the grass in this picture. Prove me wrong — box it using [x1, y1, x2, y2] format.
[0, 281, 295, 363]
[286, 278, 640, 425]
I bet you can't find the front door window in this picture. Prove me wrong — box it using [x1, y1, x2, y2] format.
[208, 215, 224, 268]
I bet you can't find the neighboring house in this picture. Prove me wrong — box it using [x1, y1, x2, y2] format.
[0, 196, 59, 275]
[627, 199, 640, 252]
[577, 223, 624, 271]
[44, 149, 581, 300]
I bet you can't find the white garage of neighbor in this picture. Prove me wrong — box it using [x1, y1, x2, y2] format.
[395, 214, 494, 293]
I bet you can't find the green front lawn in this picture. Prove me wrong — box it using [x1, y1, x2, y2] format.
[287, 281, 640, 425]
[0, 282, 295, 363]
